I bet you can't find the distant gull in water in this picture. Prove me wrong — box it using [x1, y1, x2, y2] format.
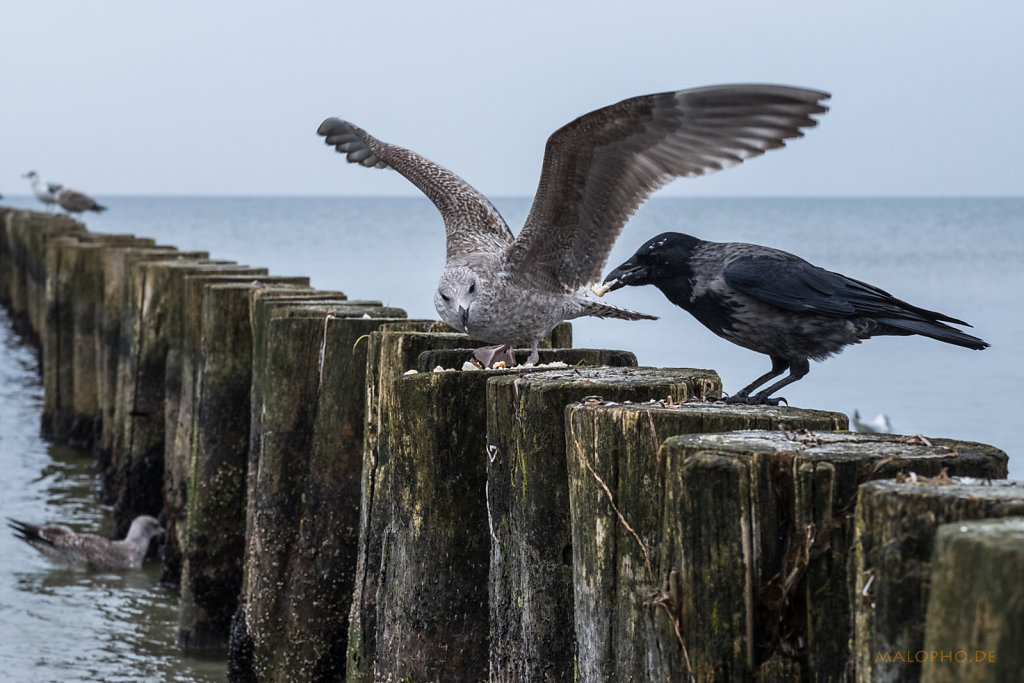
[8, 515, 164, 570]
[319, 84, 830, 365]
[21, 170, 63, 209]
[55, 185, 106, 214]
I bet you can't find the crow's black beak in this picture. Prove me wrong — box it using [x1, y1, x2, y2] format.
[602, 260, 649, 292]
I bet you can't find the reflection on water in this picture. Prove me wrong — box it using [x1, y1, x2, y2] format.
[0, 308, 226, 682]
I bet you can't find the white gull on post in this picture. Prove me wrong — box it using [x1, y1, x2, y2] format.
[318, 84, 830, 365]
[22, 171, 63, 210]
[8, 515, 165, 570]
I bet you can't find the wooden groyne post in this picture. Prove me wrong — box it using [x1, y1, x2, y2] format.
[1, 206, 1019, 682]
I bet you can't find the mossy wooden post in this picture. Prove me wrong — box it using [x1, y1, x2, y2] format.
[12, 211, 84, 341]
[565, 403, 848, 682]
[366, 349, 636, 682]
[242, 305, 411, 682]
[41, 235, 86, 441]
[108, 257, 264, 534]
[96, 245, 193, 468]
[643, 432, 1007, 682]
[174, 278, 306, 650]
[240, 293, 398, 582]
[0, 208, 15, 308]
[41, 234, 154, 445]
[922, 517, 1024, 683]
[346, 323, 481, 682]
[71, 236, 156, 447]
[486, 367, 721, 683]
[852, 478, 1022, 683]
[162, 276, 310, 589]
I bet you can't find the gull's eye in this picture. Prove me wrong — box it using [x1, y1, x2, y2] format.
[468, 283, 475, 294]
[440, 294, 451, 303]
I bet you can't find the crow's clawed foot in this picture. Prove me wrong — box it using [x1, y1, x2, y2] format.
[472, 344, 517, 369]
[721, 394, 788, 406]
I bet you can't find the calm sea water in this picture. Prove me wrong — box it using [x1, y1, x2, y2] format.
[0, 195, 1021, 679]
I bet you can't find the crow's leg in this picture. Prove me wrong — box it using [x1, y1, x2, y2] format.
[724, 356, 789, 403]
[747, 358, 810, 405]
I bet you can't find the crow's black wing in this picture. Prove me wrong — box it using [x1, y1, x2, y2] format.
[723, 256, 969, 324]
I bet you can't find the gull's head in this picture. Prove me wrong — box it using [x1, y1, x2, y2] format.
[127, 514, 166, 542]
[435, 266, 480, 333]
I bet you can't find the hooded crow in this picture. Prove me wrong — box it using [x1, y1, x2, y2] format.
[598, 232, 989, 405]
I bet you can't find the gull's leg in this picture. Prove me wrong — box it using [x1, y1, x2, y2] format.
[524, 342, 540, 367]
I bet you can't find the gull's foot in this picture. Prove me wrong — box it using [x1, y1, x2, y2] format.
[721, 394, 788, 406]
[472, 344, 516, 369]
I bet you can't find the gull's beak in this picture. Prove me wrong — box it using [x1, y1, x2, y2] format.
[458, 305, 469, 331]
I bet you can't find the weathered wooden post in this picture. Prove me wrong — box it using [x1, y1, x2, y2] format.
[41, 234, 155, 444]
[0, 208, 14, 307]
[643, 432, 1007, 682]
[486, 367, 721, 683]
[345, 323, 478, 681]
[363, 349, 636, 682]
[922, 517, 1024, 683]
[239, 303, 412, 682]
[95, 245, 198, 467]
[565, 402, 848, 682]
[71, 236, 157, 446]
[41, 235, 86, 441]
[10, 211, 85, 341]
[853, 477, 1022, 683]
[162, 277, 311, 588]
[107, 258, 265, 534]
[175, 277, 309, 650]
[344, 322, 581, 681]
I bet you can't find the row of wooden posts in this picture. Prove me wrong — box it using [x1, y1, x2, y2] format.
[0, 206, 1021, 682]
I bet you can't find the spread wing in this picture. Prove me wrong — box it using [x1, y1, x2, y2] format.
[318, 118, 515, 262]
[502, 84, 830, 291]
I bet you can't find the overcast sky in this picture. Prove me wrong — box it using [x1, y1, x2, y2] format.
[2, 1, 1021, 197]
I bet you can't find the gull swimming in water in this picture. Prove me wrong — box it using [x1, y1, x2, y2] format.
[22, 171, 63, 210]
[8, 515, 164, 570]
[55, 185, 107, 214]
[319, 84, 830, 365]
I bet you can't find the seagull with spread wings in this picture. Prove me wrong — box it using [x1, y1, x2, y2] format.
[318, 84, 829, 365]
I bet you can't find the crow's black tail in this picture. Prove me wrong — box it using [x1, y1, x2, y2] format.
[875, 317, 989, 350]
